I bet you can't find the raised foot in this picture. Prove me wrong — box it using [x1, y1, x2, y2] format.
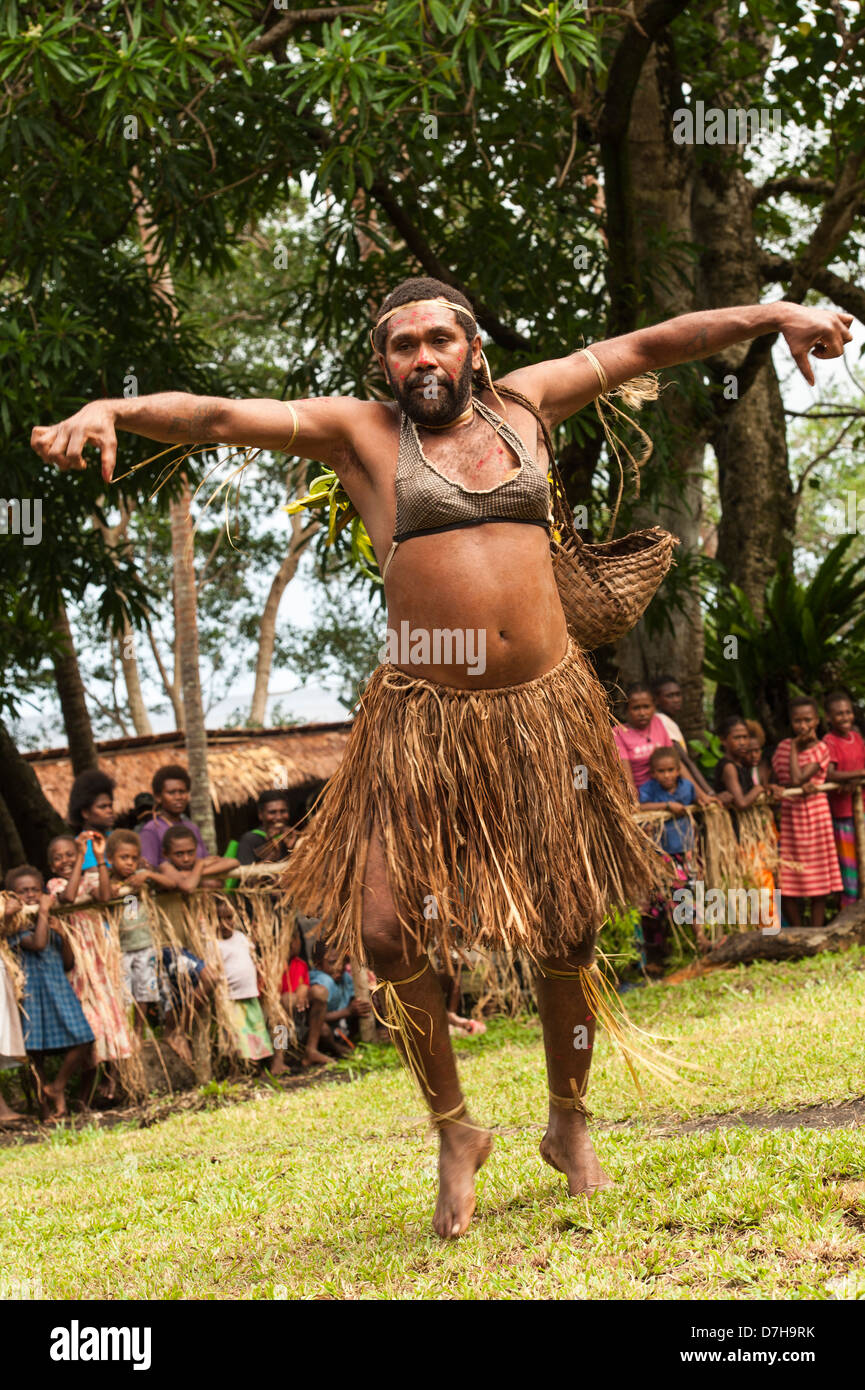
[432, 1120, 493, 1240]
[540, 1116, 614, 1197]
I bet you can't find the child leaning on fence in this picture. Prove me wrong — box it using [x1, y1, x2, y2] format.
[637, 746, 704, 969]
[101, 829, 196, 1064]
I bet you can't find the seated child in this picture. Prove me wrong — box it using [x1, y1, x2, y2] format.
[271, 925, 333, 1071]
[308, 942, 372, 1058]
[4, 865, 94, 1121]
[103, 829, 193, 1065]
[823, 691, 865, 909]
[214, 897, 273, 1067]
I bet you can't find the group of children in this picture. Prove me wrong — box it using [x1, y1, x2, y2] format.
[614, 677, 865, 966]
[0, 768, 372, 1126]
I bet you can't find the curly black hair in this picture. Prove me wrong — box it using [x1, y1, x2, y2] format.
[67, 769, 115, 831]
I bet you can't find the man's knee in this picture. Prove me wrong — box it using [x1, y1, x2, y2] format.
[361, 915, 405, 966]
[308, 984, 328, 1004]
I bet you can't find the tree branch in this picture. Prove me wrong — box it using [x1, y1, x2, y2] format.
[794, 418, 858, 499]
[760, 253, 865, 325]
[247, 6, 376, 54]
[751, 175, 837, 205]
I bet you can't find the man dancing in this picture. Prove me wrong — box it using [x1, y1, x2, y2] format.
[33, 279, 851, 1237]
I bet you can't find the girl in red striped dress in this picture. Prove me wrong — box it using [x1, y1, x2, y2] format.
[772, 697, 842, 927]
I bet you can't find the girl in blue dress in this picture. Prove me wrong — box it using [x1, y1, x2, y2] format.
[4, 865, 94, 1120]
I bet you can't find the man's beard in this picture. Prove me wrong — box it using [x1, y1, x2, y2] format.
[386, 350, 474, 425]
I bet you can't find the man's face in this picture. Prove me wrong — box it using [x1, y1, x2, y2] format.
[378, 305, 479, 425]
[261, 799, 290, 833]
[159, 779, 190, 816]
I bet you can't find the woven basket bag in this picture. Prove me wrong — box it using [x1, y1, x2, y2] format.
[495, 383, 678, 649]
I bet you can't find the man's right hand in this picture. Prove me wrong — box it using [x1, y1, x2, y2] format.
[31, 401, 118, 482]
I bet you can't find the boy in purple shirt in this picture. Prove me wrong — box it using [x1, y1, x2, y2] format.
[138, 764, 208, 868]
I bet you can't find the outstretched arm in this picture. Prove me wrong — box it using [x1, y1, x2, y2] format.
[31, 392, 370, 484]
[500, 302, 853, 428]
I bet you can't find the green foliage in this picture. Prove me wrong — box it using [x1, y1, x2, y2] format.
[688, 730, 724, 774]
[705, 536, 865, 719]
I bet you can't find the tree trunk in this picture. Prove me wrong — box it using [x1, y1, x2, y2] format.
[248, 513, 317, 726]
[602, 40, 708, 737]
[704, 909, 865, 965]
[0, 788, 25, 875]
[172, 478, 216, 850]
[119, 613, 153, 736]
[132, 169, 214, 839]
[50, 599, 99, 774]
[0, 718, 68, 865]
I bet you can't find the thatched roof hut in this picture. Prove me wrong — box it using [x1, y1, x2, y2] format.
[24, 722, 352, 845]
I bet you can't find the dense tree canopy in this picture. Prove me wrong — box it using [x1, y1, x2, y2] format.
[2, 0, 865, 851]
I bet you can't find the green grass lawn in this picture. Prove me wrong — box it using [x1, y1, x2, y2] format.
[2, 950, 864, 1299]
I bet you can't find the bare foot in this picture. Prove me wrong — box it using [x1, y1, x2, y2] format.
[540, 1112, 613, 1196]
[164, 1031, 194, 1067]
[301, 1049, 333, 1067]
[269, 1057, 289, 1076]
[0, 1108, 24, 1128]
[42, 1081, 68, 1121]
[432, 1119, 493, 1239]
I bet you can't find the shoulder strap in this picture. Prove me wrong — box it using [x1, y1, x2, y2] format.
[491, 384, 579, 542]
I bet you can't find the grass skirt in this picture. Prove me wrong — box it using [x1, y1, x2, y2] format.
[280, 637, 662, 966]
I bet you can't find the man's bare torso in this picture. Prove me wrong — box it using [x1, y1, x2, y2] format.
[330, 383, 568, 689]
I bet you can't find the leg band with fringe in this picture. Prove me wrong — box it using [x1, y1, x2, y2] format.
[280, 637, 665, 965]
[369, 957, 436, 1097]
[549, 1078, 594, 1120]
